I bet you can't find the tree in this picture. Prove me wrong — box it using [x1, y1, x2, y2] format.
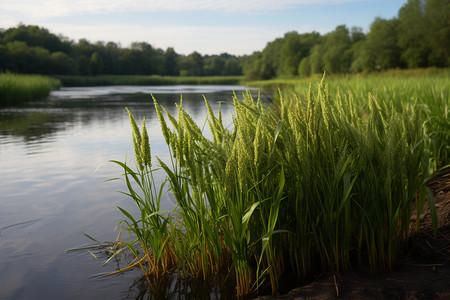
[90, 52, 103, 75]
[6, 41, 51, 74]
[298, 56, 311, 77]
[309, 43, 325, 74]
[362, 18, 402, 71]
[0, 45, 13, 71]
[51, 51, 76, 74]
[398, 0, 430, 68]
[78, 55, 90, 75]
[278, 31, 320, 76]
[223, 57, 242, 75]
[424, 0, 450, 67]
[322, 25, 352, 73]
[204, 56, 225, 75]
[2, 24, 71, 53]
[186, 51, 204, 76]
[164, 47, 179, 76]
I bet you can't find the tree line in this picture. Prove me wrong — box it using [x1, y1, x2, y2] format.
[0, 26, 243, 77]
[244, 0, 449, 79]
[0, 0, 448, 79]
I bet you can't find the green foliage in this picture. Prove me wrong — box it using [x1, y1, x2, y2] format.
[242, 0, 448, 79]
[0, 73, 60, 105]
[398, 0, 430, 68]
[362, 18, 402, 71]
[0, 25, 244, 77]
[110, 74, 446, 297]
[2, 0, 448, 79]
[297, 56, 311, 77]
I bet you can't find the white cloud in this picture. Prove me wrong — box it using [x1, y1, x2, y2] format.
[1, 0, 366, 19]
[37, 22, 282, 55]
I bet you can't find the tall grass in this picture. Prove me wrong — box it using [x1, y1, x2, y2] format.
[249, 69, 449, 168]
[110, 75, 443, 297]
[0, 73, 60, 106]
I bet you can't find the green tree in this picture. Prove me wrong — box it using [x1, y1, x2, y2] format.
[51, 51, 76, 74]
[398, 0, 429, 68]
[310, 43, 325, 74]
[0, 45, 13, 71]
[204, 56, 225, 75]
[77, 55, 90, 75]
[223, 57, 242, 75]
[278, 31, 320, 76]
[298, 56, 311, 77]
[6, 41, 51, 74]
[362, 18, 402, 71]
[164, 47, 179, 76]
[2, 24, 71, 53]
[424, 0, 450, 67]
[242, 51, 264, 80]
[90, 52, 103, 75]
[322, 25, 352, 73]
[186, 51, 204, 76]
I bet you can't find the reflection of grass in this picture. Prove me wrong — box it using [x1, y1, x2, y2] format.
[109, 75, 446, 297]
[0, 112, 59, 138]
[0, 73, 61, 106]
[55, 75, 245, 87]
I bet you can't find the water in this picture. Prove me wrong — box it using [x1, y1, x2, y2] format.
[0, 85, 266, 300]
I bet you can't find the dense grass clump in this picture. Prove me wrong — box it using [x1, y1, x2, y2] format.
[55, 75, 244, 87]
[0, 73, 61, 106]
[111, 76, 444, 297]
[250, 69, 449, 169]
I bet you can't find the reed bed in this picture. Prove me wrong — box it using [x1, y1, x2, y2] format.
[110, 75, 446, 297]
[0, 73, 60, 106]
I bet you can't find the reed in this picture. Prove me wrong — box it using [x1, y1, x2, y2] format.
[110, 75, 444, 297]
[0, 73, 60, 106]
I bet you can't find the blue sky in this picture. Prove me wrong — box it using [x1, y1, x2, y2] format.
[0, 0, 407, 56]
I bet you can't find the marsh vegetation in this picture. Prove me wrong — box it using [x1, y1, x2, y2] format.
[0, 73, 60, 105]
[110, 73, 448, 297]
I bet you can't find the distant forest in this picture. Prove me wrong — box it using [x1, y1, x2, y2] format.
[0, 0, 448, 79]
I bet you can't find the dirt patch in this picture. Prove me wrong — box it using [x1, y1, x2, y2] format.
[256, 167, 450, 299]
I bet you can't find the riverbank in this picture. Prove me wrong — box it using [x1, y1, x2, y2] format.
[0, 73, 60, 106]
[54, 75, 245, 87]
[257, 167, 450, 299]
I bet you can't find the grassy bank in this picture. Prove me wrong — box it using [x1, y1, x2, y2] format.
[109, 73, 448, 297]
[55, 75, 245, 87]
[249, 69, 449, 167]
[245, 68, 450, 89]
[0, 73, 61, 106]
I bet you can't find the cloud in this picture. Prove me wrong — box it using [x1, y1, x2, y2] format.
[1, 0, 366, 19]
[37, 22, 282, 55]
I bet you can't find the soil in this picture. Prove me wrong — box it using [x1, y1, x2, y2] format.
[256, 167, 450, 300]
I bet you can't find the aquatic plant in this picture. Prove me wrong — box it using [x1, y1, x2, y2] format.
[110, 75, 442, 297]
[0, 73, 60, 105]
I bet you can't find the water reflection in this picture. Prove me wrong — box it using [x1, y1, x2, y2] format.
[125, 272, 239, 300]
[0, 85, 269, 300]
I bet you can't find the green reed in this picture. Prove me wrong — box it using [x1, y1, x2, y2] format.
[0, 73, 60, 105]
[111, 75, 443, 297]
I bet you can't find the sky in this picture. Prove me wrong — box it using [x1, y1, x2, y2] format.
[0, 0, 407, 56]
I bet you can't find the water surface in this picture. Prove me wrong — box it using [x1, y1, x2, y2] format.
[0, 85, 265, 300]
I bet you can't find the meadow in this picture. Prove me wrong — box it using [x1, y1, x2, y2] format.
[0, 73, 61, 106]
[109, 71, 449, 297]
